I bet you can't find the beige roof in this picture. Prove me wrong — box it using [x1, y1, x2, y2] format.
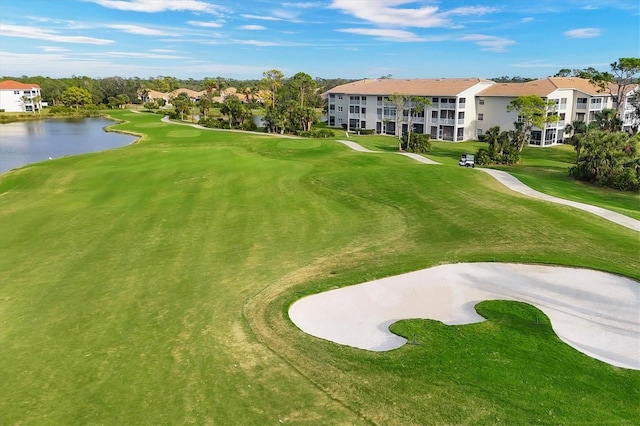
[169, 88, 205, 99]
[326, 78, 492, 96]
[146, 89, 167, 100]
[479, 77, 616, 97]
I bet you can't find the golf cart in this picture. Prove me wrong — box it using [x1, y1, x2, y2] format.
[459, 154, 475, 168]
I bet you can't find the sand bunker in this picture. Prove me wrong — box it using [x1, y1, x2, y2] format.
[289, 263, 639, 370]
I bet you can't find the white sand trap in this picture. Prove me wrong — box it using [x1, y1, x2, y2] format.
[289, 263, 640, 370]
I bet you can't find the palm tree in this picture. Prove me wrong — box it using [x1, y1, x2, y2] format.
[20, 95, 33, 113]
[564, 120, 588, 163]
[594, 108, 622, 132]
[32, 95, 42, 113]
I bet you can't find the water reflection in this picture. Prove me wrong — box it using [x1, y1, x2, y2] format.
[0, 118, 137, 173]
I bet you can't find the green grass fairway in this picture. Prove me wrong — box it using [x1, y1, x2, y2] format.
[1, 111, 638, 424]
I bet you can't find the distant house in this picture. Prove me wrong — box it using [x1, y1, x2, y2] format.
[0, 80, 43, 112]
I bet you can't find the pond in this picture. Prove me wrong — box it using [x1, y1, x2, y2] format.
[0, 117, 138, 174]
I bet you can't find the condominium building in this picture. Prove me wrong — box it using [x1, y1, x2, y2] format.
[326, 78, 494, 141]
[477, 77, 619, 145]
[0, 80, 42, 112]
[326, 77, 638, 145]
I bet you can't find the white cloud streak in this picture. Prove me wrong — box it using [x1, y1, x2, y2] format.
[329, 0, 496, 28]
[187, 20, 223, 28]
[84, 0, 224, 14]
[459, 34, 515, 52]
[337, 28, 425, 42]
[564, 27, 601, 38]
[237, 25, 266, 31]
[0, 24, 113, 44]
[107, 24, 171, 35]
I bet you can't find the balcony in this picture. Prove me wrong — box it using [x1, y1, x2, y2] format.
[576, 104, 587, 110]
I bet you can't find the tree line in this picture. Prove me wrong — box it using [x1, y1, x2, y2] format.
[0, 74, 355, 108]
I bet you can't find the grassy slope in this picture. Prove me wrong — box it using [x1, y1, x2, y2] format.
[1, 112, 638, 425]
[351, 135, 639, 219]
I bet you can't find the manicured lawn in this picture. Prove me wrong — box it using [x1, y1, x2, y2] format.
[350, 134, 640, 219]
[1, 111, 638, 424]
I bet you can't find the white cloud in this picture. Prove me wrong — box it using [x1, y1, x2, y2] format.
[85, 0, 224, 14]
[0, 24, 113, 44]
[329, 0, 496, 28]
[84, 51, 185, 59]
[337, 28, 425, 42]
[440, 6, 498, 17]
[107, 24, 171, 36]
[232, 39, 282, 47]
[241, 14, 284, 21]
[282, 2, 320, 8]
[521, 17, 534, 23]
[187, 20, 223, 28]
[238, 25, 266, 31]
[459, 34, 515, 52]
[564, 28, 601, 38]
[38, 46, 69, 52]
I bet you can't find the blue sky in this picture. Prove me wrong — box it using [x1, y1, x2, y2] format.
[1, 0, 638, 80]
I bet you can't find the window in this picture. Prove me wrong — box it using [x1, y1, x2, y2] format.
[329, 116, 335, 126]
[338, 95, 343, 100]
[479, 98, 485, 105]
[330, 94, 335, 99]
[477, 129, 483, 136]
[577, 98, 587, 104]
[338, 106, 343, 112]
[360, 121, 366, 128]
[458, 112, 465, 120]
[13, 90, 19, 94]
[361, 107, 366, 114]
[349, 105, 360, 113]
[329, 104, 335, 111]
[377, 96, 383, 102]
[478, 113, 484, 121]
[432, 97, 439, 103]
[459, 97, 466, 104]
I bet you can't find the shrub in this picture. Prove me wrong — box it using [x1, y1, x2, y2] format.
[401, 133, 431, 153]
[199, 118, 230, 129]
[475, 147, 492, 165]
[298, 128, 335, 138]
[48, 105, 73, 115]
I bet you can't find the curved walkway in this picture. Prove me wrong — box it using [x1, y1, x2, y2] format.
[159, 115, 301, 139]
[336, 140, 441, 164]
[335, 139, 639, 232]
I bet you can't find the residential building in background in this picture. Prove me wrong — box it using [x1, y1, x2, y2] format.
[326, 77, 638, 146]
[326, 78, 494, 141]
[0, 80, 42, 112]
